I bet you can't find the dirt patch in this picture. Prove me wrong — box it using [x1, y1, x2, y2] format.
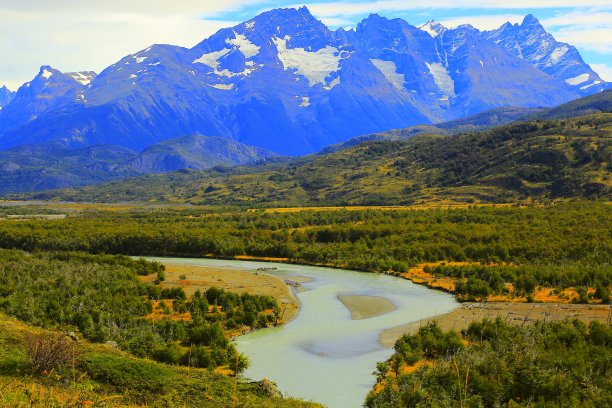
[338, 295, 396, 320]
[142, 264, 300, 323]
[380, 302, 611, 347]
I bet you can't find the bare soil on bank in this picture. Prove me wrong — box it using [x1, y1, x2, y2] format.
[380, 302, 611, 347]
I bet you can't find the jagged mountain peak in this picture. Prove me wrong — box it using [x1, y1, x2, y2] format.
[452, 23, 479, 33]
[420, 20, 447, 38]
[486, 15, 607, 95]
[36, 65, 60, 80]
[521, 14, 541, 26]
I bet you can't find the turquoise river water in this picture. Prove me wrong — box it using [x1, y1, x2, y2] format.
[150, 257, 458, 408]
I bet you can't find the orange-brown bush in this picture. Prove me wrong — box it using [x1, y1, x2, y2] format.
[23, 333, 79, 374]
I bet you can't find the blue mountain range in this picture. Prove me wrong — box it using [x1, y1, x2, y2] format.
[0, 7, 607, 155]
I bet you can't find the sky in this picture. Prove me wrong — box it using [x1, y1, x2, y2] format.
[1, 0, 610, 90]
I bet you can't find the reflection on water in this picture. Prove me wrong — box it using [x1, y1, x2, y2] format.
[149, 257, 458, 408]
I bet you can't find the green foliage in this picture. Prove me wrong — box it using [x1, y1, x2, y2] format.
[367, 319, 612, 407]
[0, 249, 278, 373]
[392, 322, 464, 366]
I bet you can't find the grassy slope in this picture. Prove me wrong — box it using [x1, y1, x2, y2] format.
[0, 313, 320, 407]
[32, 113, 611, 205]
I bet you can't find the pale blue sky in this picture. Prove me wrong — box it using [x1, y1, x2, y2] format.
[0, 1, 610, 89]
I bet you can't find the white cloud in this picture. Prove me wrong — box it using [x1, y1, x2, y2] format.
[590, 64, 612, 81]
[1, 1, 610, 90]
[552, 27, 612, 53]
[0, 0, 264, 17]
[0, 1, 253, 89]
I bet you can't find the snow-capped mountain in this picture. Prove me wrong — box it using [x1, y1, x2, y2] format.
[486, 15, 606, 95]
[0, 86, 15, 110]
[0, 7, 607, 155]
[0, 66, 96, 138]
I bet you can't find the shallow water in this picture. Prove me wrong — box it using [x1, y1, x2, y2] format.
[149, 257, 458, 408]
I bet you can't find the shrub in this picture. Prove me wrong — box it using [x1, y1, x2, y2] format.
[24, 332, 79, 374]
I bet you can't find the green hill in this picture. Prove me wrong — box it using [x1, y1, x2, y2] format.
[29, 112, 611, 205]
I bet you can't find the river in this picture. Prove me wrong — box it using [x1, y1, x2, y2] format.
[150, 257, 458, 408]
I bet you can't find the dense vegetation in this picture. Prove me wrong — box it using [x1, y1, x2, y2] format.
[24, 112, 611, 205]
[426, 263, 610, 302]
[0, 249, 279, 372]
[0, 202, 609, 303]
[367, 319, 611, 407]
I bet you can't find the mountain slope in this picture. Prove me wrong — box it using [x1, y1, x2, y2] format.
[27, 110, 611, 205]
[0, 7, 602, 155]
[0, 136, 275, 194]
[122, 135, 276, 174]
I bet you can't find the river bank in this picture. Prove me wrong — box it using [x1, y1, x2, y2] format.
[141, 263, 301, 323]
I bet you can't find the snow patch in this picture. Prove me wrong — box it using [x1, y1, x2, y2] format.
[565, 73, 590, 86]
[135, 56, 148, 63]
[299, 96, 310, 107]
[210, 83, 234, 90]
[193, 48, 232, 70]
[479, 60, 484, 68]
[273, 36, 346, 88]
[130, 74, 137, 79]
[68, 72, 94, 85]
[41, 69, 53, 80]
[371, 59, 405, 91]
[245, 21, 255, 30]
[226, 33, 260, 59]
[548, 45, 569, 65]
[426, 62, 455, 97]
[194, 40, 260, 78]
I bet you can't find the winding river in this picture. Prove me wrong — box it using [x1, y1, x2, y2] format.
[150, 258, 458, 408]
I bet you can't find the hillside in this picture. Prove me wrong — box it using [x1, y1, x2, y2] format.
[29, 112, 611, 205]
[533, 89, 612, 120]
[322, 106, 545, 153]
[0, 136, 275, 194]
